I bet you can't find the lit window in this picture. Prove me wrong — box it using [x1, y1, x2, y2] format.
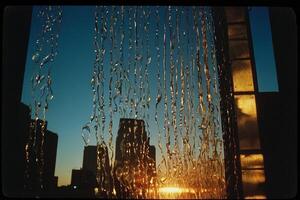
[234, 95, 260, 150]
[245, 195, 267, 199]
[228, 24, 248, 40]
[229, 40, 250, 59]
[225, 7, 246, 23]
[242, 169, 265, 196]
[232, 59, 254, 92]
[240, 154, 264, 169]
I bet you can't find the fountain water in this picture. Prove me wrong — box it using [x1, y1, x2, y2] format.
[82, 6, 226, 199]
[25, 6, 62, 193]
[24, 5, 230, 199]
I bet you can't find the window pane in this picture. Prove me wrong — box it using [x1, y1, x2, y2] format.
[228, 24, 248, 40]
[242, 169, 266, 197]
[249, 7, 279, 92]
[240, 154, 264, 169]
[234, 95, 260, 150]
[229, 40, 250, 59]
[245, 195, 266, 199]
[225, 7, 246, 23]
[232, 60, 254, 92]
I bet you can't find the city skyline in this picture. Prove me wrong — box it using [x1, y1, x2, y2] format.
[3, 5, 296, 199]
[21, 6, 278, 187]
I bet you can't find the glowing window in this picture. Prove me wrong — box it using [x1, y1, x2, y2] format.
[245, 195, 267, 199]
[225, 7, 246, 23]
[242, 169, 266, 197]
[234, 95, 260, 150]
[240, 154, 264, 169]
[229, 40, 250, 59]
[228, 24, 248, 40]
[232, 59, 254, 92]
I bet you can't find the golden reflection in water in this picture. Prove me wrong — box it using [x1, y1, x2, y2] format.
[232, 60, 254, 92]
[158, 186, 196, 199]
[240, 154, 264, 169]
[159, 186, 195, 194]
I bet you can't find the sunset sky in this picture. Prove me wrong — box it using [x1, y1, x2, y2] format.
[21, 6, 278, 186]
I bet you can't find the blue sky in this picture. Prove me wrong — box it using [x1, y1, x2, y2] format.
[21, 6, 278, 186]
[249, 7, 278, 92]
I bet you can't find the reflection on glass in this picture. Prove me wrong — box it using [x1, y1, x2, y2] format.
[234, 95, 260, 150]
[225, 7, 246, 23]
[232, 60, 254, 92]
[245, 195, 267, 199]
[242, 169, 265, 184]
[242, 169, 265, 197]
[228, 24, 247, 40]
[229, 40, 250, 59]
[241, 154, 264, 169]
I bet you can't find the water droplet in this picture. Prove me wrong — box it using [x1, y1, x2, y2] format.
[90, 115, 95, 121]
[32, 52, 40, 63]
[156, 94, 161, 105]
[147, 57, 151, 65]
[82, 124, 91, 146]
[160, 177, 167, 183]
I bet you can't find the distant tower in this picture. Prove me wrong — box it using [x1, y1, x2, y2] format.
[43, 130, 58, 192]
[82, 146, 97, 189]
[83, 146, 97, 175]
[71, 169, 82, 187]
[23, 118, 59, 197]
[114, 118, 156, 198]
[24, 119, 48, 195]
[71, 144, 113, 197]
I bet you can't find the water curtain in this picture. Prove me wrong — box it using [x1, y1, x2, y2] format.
[25, 6, 62, 192]
[83, 6, 225, 199]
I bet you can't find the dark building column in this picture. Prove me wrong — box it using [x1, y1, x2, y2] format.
[83, 146, 97, 176]
[212, 7, 243, 199]
[2, 6, 32, 197]
[43, 130, 58, 192]
[264, 8, 297, 198]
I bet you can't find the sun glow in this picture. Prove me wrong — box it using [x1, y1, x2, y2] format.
[158, 186, 195, 194]
[158, 186, 197, 199]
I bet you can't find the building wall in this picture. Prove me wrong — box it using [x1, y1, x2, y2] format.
[43, 130, 58, 191]
[214, 7, 297, 199]
[82, 146, 97, 175]
[265, 8, 297, 198]
[71, 169, 82, 187]
[2, 6, 32, 197]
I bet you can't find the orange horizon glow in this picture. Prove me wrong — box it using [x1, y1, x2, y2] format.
[158, 186, 195, 194]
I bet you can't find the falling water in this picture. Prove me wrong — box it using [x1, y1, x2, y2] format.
[83, 6, 226, 199]
[24, 6, 62, 194]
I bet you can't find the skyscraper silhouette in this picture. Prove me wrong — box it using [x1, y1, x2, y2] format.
[83, 146, 97, 176]
[43, 130, 58, 192]
[70, 144, 112, 198]
[114, 118, 156, 198]
[22, 117, 59, 197]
